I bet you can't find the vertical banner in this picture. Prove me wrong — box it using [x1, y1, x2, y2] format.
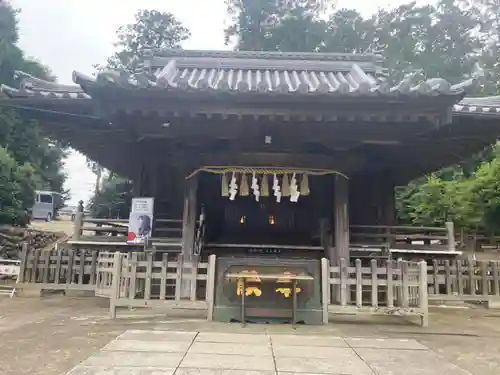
[127, 197, 154, 244]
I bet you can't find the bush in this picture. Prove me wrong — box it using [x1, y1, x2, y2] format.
[0, 146, 35, 224]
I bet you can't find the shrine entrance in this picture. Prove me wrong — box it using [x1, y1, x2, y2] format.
[197, 169, 336, 251]
[194, 169, 334, 324]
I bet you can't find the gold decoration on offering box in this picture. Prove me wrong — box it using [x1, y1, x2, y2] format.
[235, 270, 262, 297]
[276, 271, 302, 297]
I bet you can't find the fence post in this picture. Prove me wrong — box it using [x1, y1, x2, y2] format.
[355, 259, 362, 308]
[419, 260, 429, 327]
[321, 258, 330, 324]
[401, 261, 409, 308]
[371, 259, 378, 308]
[340, 258, 347, 306]
[18, 243, 29, 283]
[386, 260, 394, 308]
[446, 222, 455, 252]
[206, 254, 216, 321]
[493, 261, 499, 296]
[109, 252, 123, 319]
[190, 255, 199, 302]
[73, 211, 83, 241]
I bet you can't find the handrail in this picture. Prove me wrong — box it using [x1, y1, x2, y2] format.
[350, 224, 447, 231]
[350, 222, 455, 252]
[85, 218, 182, 224]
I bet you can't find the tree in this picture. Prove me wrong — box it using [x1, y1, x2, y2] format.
[225, 0, 335, 52]
[0, 145, 36, 224]
[87, 10, 192, 215]
[105, 9, 190, 72]
[88, 176, 133, 218]
[368, 1, 480, 83]
[223, 0, 500, 232]
[0, 2, 68, 223]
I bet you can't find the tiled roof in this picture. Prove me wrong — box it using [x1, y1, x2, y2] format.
[0, 49, 483, 102]
[1, 71, 90, 99]
[71, 49, 478, 96]
[453, 96, 500, 115]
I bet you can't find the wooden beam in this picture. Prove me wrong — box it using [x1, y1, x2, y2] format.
[178, 152, 364, 176]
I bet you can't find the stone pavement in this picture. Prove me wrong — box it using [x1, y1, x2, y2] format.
[66, 330, 472, 375]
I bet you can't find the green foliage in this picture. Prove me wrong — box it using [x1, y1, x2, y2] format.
[88, 176, 133, 218]
[0, 2, 67, 224]
[223, 0, 500, 234]
[0, 145, 35, 224]
[88, 9, 192, 214]
[105, 9, 190, 72]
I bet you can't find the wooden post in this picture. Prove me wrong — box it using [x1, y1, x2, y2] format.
[339, 258, 347, 306]
[321, 258, 330, 324]
[144, 252, 153, 300]
[18, 243, 28, 284]
[468, 259, 476, 295]
[174, 254, 183, 301]
[206, 254, 216, 321]
[334, 175, 350, 263]
[159, 253, 168, 300]
[190, 255, 199, 302]
[446, 222, 455, 252]
[386, 260, 394, 308]
[355, 259, 362, 308]
[181, 174, 198, 298]
[401, 261, 409, 308]
[432, 259, 439, 295]
[334, 175, 349, 303]
[456, 260, 464, 296]
[73, 213, 83, 241]
[54, 249, 63, 284]
[493, 261, 499, 296]
[109, 252, 122, 319]
[128, 252, 138, 301]
[371, 259, 378, 307]
[42, 251, 50, 284]
[444, 259, 451, 295]
[419, 260, 429, 327]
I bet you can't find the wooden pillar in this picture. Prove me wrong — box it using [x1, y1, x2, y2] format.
[181, 174, 198, 298]
[334, 175, 350, 264]
[132, 162, 144, 196]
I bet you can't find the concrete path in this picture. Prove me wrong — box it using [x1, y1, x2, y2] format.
[66, 330, 472, 375]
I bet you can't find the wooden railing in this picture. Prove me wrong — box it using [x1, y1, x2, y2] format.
[14, 247, 215, 304]
[456, 231, 500, 251]
[99, 252, 216, 319]
[16, 246, 100, 292]
[427, 259, 500, 303]
[14, 245, 500, 323]
[74, 216, 183, 239]
[350, 223, 456, 255]
[321, 258, 429, 326]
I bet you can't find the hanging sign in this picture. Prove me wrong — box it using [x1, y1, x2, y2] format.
[127, 197, 154, 244]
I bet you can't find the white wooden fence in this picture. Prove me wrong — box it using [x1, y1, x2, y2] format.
[321, 258, 429, 326]
[0, 258, 20, 297]
[427, 259, 500, 307]
[96, 252, 217, 319]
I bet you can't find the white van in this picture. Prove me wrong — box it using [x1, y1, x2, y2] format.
[31, 190, 62, 221]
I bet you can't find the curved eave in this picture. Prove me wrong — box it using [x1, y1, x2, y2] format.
[453, 97, 500, 117]
[74, 68, 472, 100]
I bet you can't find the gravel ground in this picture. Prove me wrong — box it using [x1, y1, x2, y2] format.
[0, 296, 499, 375]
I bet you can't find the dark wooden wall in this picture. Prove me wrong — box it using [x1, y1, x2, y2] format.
[349, 171, 396, 226]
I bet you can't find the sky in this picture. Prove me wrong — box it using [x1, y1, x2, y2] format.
[11, 0, 428, 205]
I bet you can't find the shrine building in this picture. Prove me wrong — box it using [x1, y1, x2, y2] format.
[2, 49, 500, 322]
